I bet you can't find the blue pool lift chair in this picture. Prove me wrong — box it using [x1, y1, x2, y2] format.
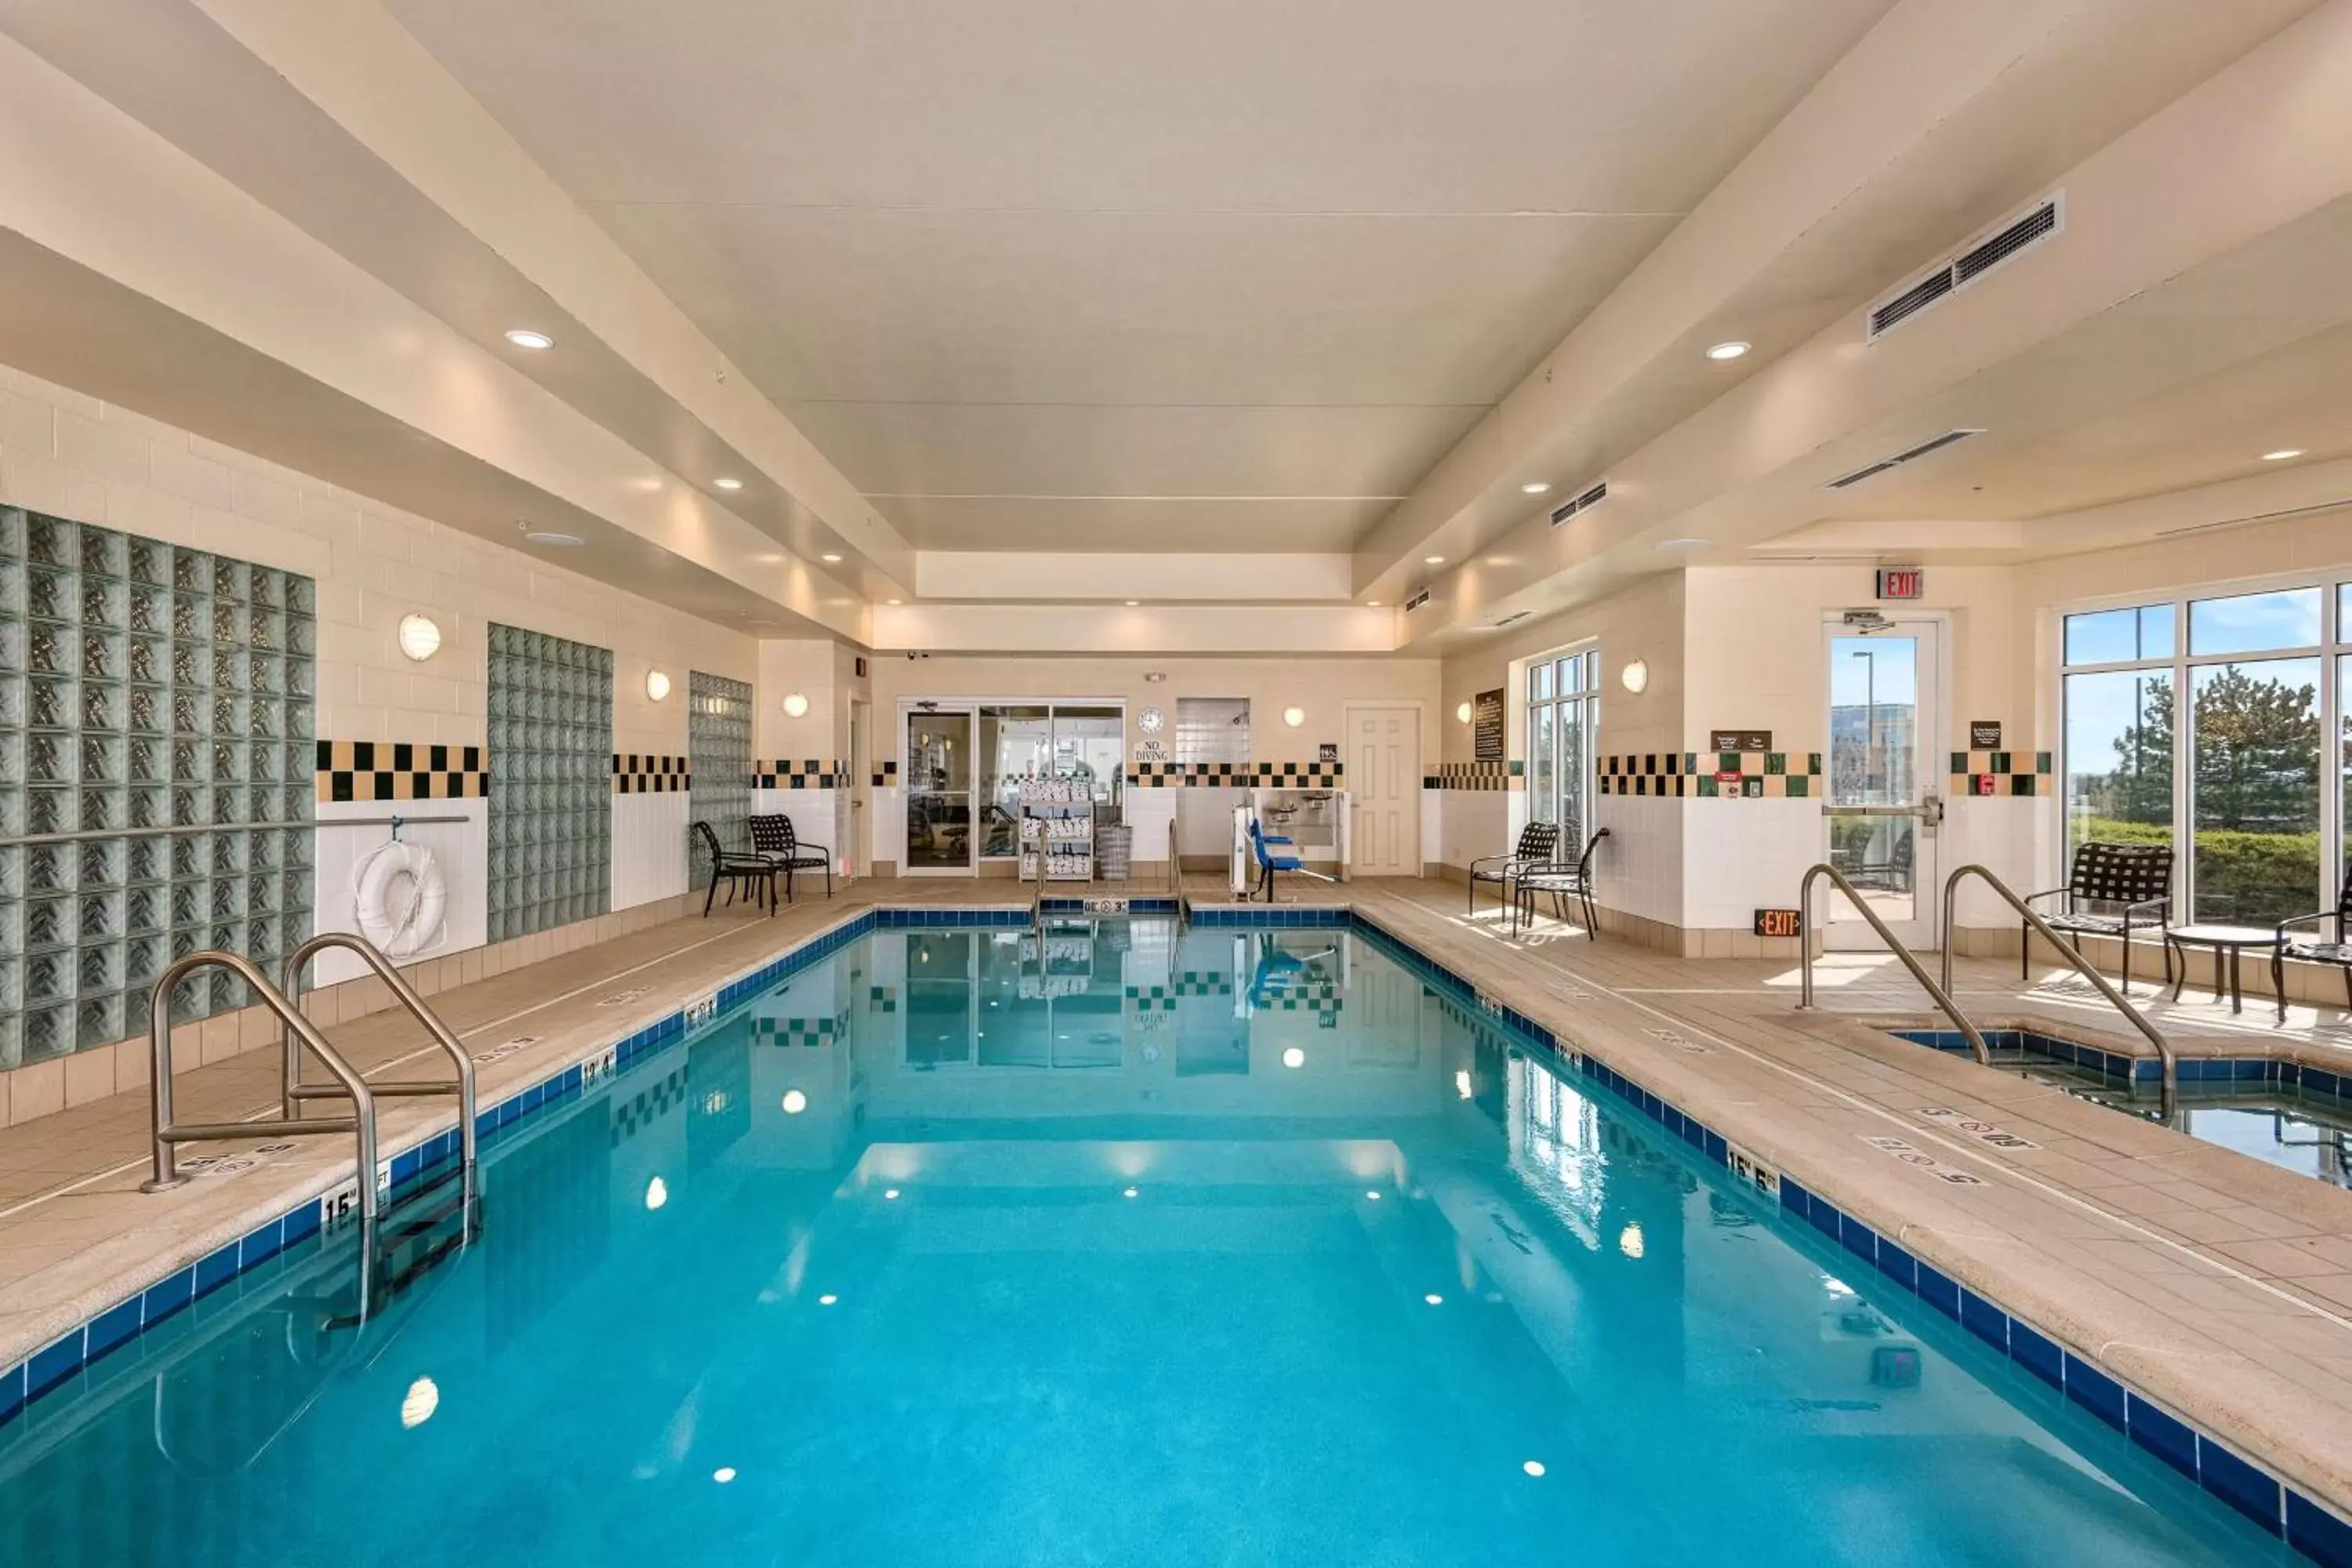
[1248, 816, 1305, 903]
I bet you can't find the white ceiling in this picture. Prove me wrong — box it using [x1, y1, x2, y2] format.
[383, 0, 1898, 552]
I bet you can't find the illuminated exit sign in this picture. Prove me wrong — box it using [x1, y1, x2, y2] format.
[1875, 567, 1925, 601]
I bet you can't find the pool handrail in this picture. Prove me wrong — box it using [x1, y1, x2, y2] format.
[1942, 862, 2178, 1119]
[1798, 862, 1991, 1068]
[141, 951, 381, 1221]
[283, 931, 479, 1218]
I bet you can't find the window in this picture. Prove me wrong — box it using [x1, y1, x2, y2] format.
[975, 703, 1127, 858]
[2062, 585, 2338, 927]
[1526, 649, 1601, 836]
[687, 671, 753, 886]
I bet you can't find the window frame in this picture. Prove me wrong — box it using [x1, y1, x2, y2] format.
[2057, 575, 2343, 924]
[1524, 644, 1602, 844]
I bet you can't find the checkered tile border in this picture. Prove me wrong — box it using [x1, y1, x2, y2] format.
[1950, 749, 2052, 797]
[1125, 760, 1345, 788]
[868, 984, 898, 1014]
[757, 759, 844, 789]
[1600, 752, 1824, 798]
[1127, 973, 1235, 1011]
[752, 1014, 843, 1047]
[1423, 760, 1524, 791]
[613, 754, 690, 793]
[871, 759, 899, 788]
[316, 739, 487, 802]
[609, 1065, 687, 1146]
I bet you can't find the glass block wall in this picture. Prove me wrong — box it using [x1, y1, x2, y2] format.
[487, 623, 612, 942]
[688, 670, 753, 887]
[0, 510, 316, 1066]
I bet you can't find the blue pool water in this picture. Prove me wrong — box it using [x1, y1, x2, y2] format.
[0, 921, 2295, 1565]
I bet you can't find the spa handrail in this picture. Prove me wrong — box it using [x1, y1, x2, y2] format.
[1941, 862, 2178, 1119]
[142, 951, 382, 1222]
[1798, 862, 1991, 1067]
[283, 931, 478, 1211]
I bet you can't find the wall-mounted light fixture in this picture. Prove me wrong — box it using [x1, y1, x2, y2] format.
[1282, 706, 1305, 728]
[396, 613, 442, 662]
[782, 691, 811, 718]
[1620, 659, 1650, 695]
[1456, 700, 1472, 724]
[646, 670, 672, 702]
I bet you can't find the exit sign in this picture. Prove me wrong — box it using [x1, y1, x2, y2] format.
[1755, 908, 1803, 939]
[1876, 567, 1925, 601]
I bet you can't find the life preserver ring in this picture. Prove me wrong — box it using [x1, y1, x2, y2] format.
[352, 840, 448, 957]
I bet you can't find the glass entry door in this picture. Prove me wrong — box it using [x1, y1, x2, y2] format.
[904, 709, 975, 873]
[1823, 619, 1944, 949]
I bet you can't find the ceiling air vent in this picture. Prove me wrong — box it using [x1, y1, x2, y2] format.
[1548, 480, 1608, 527]
[1403, 587, 1432, 612]
[1491, 611, 1532, 629]
[1825, 428, 1984, 490]
[1867, 194, 2063, 341]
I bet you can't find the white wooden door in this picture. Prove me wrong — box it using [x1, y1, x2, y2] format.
[1348, 706, 1421, 876]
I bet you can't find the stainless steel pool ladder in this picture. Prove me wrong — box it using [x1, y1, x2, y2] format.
[1797, 862, 1991, 1068]
[1940, 863, 2178, 1120]
[140, 952, 383, 1220]
[282, 931, 479, 1218]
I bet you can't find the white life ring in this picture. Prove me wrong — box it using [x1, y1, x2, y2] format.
[352, 839, 448, 957]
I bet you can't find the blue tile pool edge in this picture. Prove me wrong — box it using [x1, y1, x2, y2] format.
[1333, 906, 2352, 1562]
[6, 896, 2348, 1563]
[0, 901, 1047, 1434]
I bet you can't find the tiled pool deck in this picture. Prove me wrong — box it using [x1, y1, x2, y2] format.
[5, 874, 2352, 1555]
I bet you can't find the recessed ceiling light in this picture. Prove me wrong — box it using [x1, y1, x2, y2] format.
[503, 328, 554, 350]
[1520, 481, 1552, 495]
[1704, 340, 1751, 361]
[1656, 537, 1708, 551]
[525, 530, 584, 547]
[713, 477, 743, 490]
[1367, 601, 1382, 608]
[820, 553, 842, 563]
[2262, 448, 2306, 462]
[1125, 600, 1139, 607]
[1424, 555, 1446, 565]
[886, 597, 902, 605]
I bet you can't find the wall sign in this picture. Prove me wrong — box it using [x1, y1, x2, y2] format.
[855, 656, 869, 678]
[1875, 567, 1925, 601]
[1755, 908, 1803, 938]
[1472, 688, 1506, 761]
[1318, 742, 1339, 764]
[1968, 720, 2002, 748]
[1711, 729, 1771, 753]
[1134, 739, 1169, 764]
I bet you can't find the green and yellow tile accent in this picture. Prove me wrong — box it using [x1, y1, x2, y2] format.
[1949, 749, 2051, 797]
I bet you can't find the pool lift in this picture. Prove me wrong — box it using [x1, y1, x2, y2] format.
[1233, 796, 1345, 902]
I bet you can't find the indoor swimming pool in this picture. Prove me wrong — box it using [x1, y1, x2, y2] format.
[0, 920, 2293, 1566]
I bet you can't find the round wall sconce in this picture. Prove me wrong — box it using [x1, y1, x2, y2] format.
[781, 1088, 809, 1115]
[1620, 659, 1650, 695]
[1456, 700, 1472, 724]
[645, 670, 672, 702]
[396, 614, 441, 662]
[1282, 706, 1306, 728]
[782, 691, 810, 718]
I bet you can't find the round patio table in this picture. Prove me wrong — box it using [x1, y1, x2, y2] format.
[2164, 924, 2285, 1014]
